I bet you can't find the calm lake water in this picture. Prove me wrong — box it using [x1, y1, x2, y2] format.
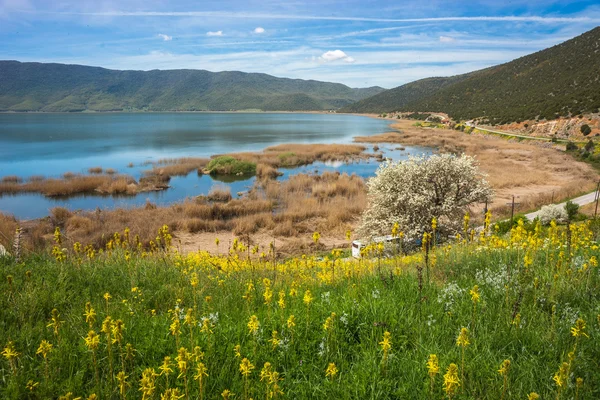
[0, 113, 431, 219]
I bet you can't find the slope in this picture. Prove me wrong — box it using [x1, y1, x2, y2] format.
[344, 26, 600, 123]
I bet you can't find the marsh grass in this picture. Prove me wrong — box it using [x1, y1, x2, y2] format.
[1, 176, 22, 184]
[88, 167, 103, 174]
[0, 174, 169, 198]
[144, 157, 209, 177]
[207, 186, 233, 202]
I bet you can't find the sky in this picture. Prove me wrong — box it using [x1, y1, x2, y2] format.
[1, 0, 599, 88]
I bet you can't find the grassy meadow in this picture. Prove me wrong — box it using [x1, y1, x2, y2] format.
[1, 217, 599, 399]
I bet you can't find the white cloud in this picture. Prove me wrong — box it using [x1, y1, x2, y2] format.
[439, 35, 455, 43]
[319, 49, 355, 63]
[206, 30, 223, 37]
[157, 33, 172, 41]
[254, 27, 265, 34]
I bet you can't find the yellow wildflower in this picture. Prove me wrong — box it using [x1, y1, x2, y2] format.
[175, 347, 189, 378]
[84, 330, 100, 350]
[200, 318, 213, 335]
[116, 371, 129, 397]
[553, 362, 569, 388]
[323, 313, 336, 331]
[426, 354, 439, 377]
[26, 380, 39, 392]
[312, 232, 321, 244]
[194, 362, 208, 381]
[139, 368, 157, 400]
[278, 291, 286, 309]
[269, 331, 280, 349]
[325, 362, 338, 380]
[2, 341, 19, 360]
[443, 363, 460, 396]
[379, 331, 392, 353]
[159, 356, 173, 377]
[456, 327, 470, 347]
[571, 318, 589, 338]
[287, 315, 296, 329]
[303, 290, 313, 306]
[239, 358, 255, 377]
[469, 285, 480, 303]
[84, 302, 96, 328]
[247, 315, 260, 335]
[498, 359, 510, 376]
[36, 340, 53, 359]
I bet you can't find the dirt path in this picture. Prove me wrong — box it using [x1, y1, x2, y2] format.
[176, 231, 351, 256]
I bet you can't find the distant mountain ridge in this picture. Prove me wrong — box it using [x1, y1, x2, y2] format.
[342, 27, 600, 124]
[0, 61, 385, 112]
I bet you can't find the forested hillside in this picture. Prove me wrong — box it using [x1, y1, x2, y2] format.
[0, 61, 384, 112]
[343, 27, 600, 124]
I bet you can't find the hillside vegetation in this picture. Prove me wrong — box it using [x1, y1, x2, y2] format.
[343, 27, 600, 124]
[341, 75, 471, 114]
[0, 61, 384, 112]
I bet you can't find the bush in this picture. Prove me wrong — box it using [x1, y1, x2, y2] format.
[566, 141, 578, 151]
[494, 214, 531, 235]
[358, 154, 493, 240]
[538, 204, 567, 225]
[207, 156, 256, 176]
[581, 124, 592, 136]
[565, 200, 579, 222]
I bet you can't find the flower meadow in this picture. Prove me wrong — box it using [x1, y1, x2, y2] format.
[1, 219, 599, 399]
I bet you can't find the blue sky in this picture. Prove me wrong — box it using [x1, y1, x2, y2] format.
[1, 0, 599, 88]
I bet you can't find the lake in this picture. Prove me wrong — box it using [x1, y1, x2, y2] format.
[0, 113, 431, 219]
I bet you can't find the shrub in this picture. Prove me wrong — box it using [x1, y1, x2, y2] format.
[581, 124, 592, 136]
[566, 141, 578, 151]
[207, 156, 256, 175]
[565, 200, 579, 222]
[538, 204, 567, 225]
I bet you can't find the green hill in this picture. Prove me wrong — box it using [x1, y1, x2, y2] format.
[0, 61, 384, 112]
[342, 27, 600, 123]
[341, 75, 472, 114]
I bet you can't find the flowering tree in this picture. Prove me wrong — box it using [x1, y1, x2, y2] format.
[358, 154, 493, 240]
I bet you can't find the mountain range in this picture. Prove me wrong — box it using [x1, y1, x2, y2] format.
[2, 26, 600, 122]
[0, 61, 384, 112]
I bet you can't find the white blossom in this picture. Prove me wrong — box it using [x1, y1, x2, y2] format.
[538, 204, 567, 225]
[358, 154, 493, 239]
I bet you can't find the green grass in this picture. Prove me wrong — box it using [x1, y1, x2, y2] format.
[207, 156, 256, 176]
[0, 222, 599, 399]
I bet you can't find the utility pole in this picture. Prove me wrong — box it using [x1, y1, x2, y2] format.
[594, 181, 600, 218]
[506, 195, 521, 225]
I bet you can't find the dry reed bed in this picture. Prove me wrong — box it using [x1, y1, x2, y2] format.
[0, 172, 365, 251]
[0, 173, 169, 197]
[222, 143, 367, 168]
[143, 157, 210, 177]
